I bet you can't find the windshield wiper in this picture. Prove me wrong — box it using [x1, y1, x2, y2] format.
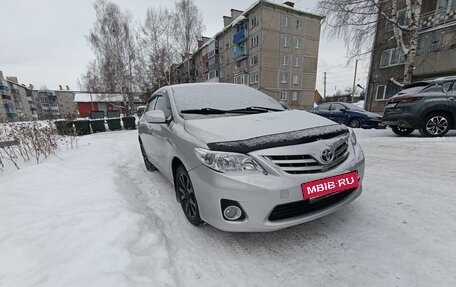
[180, 108, 229, 114]
[228, 106, 283, 113]
[180, 106, 283, 115]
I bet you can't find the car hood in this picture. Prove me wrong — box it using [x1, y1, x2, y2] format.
[184, 110, 337, 143]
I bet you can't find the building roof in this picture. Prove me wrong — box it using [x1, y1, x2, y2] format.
[74, 93, 125, 103]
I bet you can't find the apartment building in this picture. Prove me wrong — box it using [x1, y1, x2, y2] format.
[0, 72, 38, 122]
[366, 0, 456, 113]
[171, 1, 324, 109]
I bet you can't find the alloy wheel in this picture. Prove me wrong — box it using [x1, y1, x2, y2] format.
[177, 171, 198, 219]
[425, 116, 448, 136]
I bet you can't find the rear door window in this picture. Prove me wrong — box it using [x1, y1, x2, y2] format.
[330, 103, 345, 112]
[318, 103, 330, 111]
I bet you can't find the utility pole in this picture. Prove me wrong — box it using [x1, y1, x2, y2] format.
[351, 59, 359, 103]
[323, 72, 327, 99]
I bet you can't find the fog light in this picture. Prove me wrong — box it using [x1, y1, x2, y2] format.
[223, 206, 242, 220]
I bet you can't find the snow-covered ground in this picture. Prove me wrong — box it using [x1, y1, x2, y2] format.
[1, 129, 456, 286]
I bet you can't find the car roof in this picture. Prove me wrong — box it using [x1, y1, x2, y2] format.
[404, 76, 456, 89]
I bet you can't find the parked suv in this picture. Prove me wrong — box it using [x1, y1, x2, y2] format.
[383, 76, 456, 137]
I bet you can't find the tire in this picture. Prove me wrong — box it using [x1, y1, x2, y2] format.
[174, 165, 203, 226]
[391, 126, 415, 136]
[139, 141, 157, 171]
[348, 118, 362, 128]
[420, 113, 451, 137]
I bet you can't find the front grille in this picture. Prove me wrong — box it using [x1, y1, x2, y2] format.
[268, 188, 356, 221]
[265, 141, 349, 174]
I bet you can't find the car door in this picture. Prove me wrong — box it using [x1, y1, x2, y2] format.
[140, 95, 158, 159]
[145, 91, 174, 178]
[314, 103, 331, 119]
[329, 103, 347, 124]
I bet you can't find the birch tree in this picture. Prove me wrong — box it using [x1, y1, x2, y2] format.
[83, 0, 137, 114]
[138, 7, 180, 90]
[173, 0, 204, 82]
[318, 0, 423, 86]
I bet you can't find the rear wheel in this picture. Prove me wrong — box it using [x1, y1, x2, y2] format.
[420, 113, 451, 137]
[139, 141, 157, 171]
[391, 126, 414, 136]
[174, 165, 203, 226]
[348, 118, 361, 128]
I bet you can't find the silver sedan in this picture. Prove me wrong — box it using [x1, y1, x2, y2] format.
[138, 83, 365, 232]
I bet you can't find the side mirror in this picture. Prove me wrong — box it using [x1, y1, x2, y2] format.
[339, 108, 347, 113]
[145, 110, 166, 124]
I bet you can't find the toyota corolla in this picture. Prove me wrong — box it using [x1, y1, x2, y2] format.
[138, 83, 365, 232]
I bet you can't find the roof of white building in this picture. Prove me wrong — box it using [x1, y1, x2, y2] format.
[74, 93, 125, 103]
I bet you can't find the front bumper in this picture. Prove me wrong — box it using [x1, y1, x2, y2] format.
[189, 142, 365, 232]
[361, 118, 383, 129]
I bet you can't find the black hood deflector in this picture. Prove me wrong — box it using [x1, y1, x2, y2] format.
[207, 124, 349, 153]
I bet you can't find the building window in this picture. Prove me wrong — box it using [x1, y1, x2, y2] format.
[281, 72, 288, 83]
[251, 35, 259, 48]
[293, 56, 300, 67]
[283, 16, 289, 28]
[296, 19, 302, 30]
[376, 85, 386, 100]
[418, 31, 444, 54]
[249, 73, 259, 84]
[380, 47, 405, 68]
[375, 84, 401, 100]
[282, 36, 290, 47]
[250, 55, 258, 66]
[295, 38, 303, 49]
[292, 91, 298, 101]
[251, 15, 259, 28]
[282, 55, 289, 66]
[234, 74, 248, 85]
[293, 75, 299, 85]
[280, 91, 288, 100]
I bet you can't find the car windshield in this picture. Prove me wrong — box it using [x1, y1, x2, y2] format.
[172, 84, 284, 115]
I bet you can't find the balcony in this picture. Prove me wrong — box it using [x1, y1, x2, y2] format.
[0, 85, 9, 92]
[419, 6, 456, 30]
[11, 88, 19, 94]
[2, 94, 11, 100]
[232, 43, 248, 61]
[233, 29, 248, 44]
[6, 112, 17, 119]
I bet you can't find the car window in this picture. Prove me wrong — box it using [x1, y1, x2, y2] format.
[330, 103, 345, 111]
[318, 103, 330, 111]
[146, 96, 158, 112]
[155, 94, 172, 119]
[442, 81, 452, 92]
[421, 84, 443, 93]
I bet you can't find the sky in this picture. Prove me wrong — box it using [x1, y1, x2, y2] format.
[0, 0, 368, 96]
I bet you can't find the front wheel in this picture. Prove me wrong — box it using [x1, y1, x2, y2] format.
[420, 113, 451, 137]
[175, 165, 203, 226]
[391, 126, 414, 136]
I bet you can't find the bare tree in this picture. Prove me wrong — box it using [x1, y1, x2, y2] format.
[82, 0, 137, 114]
[318, 0, 423, 86]
[173, 0, 204, 82]
[138, 7, 180, 91]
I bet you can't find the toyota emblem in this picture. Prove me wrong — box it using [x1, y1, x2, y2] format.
[321, 148, 334, 164]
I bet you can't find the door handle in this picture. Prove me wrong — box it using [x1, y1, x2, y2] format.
[449, 97, 455, 101]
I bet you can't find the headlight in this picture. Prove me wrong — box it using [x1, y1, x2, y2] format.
[349, 128, 357, 145]
[195, 148, 266, 174]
